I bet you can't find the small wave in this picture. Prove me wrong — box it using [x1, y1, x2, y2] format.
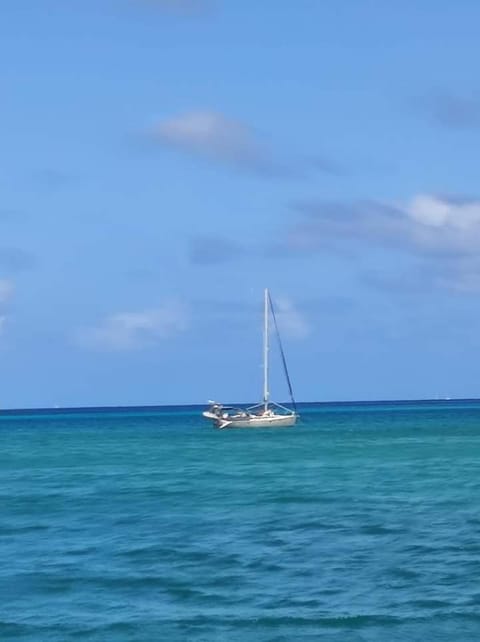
[0, 621, 36, 637]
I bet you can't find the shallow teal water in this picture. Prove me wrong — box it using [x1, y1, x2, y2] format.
[1, 401, 480, 641]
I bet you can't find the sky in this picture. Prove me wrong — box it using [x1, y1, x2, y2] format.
[2, 0, 480, 407]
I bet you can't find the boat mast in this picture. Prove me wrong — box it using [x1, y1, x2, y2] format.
[263, 287, 269, 412]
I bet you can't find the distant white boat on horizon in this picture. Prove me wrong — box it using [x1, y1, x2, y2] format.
[203, 289, 298, 429]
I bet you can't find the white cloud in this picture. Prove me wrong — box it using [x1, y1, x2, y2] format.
[79, 301, 188, 351]
[286, 193, 480, 293]
[274, 297, 310, 340]
[291, 194, 480, 256]
[148, 109, 339, 178]
[153, 110, 260, 161]
[406, 194, 480, 254]
[150, 110, 283, 174]
[0, 279, 14, 303]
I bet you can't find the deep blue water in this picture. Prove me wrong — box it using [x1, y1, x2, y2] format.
[1, 400, 480, 641]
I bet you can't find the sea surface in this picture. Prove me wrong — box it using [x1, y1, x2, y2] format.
[1, 400, 480, 641]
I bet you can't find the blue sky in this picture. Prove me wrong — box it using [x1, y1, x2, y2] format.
[2, 0, 480, 407]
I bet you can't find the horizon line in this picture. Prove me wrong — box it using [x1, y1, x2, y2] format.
[0, 397, 475, 414]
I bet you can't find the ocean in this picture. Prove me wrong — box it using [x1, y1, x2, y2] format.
[1, 400, 480, 641]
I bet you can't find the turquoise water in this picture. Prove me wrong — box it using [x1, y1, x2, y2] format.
[2, 401, 480, 641]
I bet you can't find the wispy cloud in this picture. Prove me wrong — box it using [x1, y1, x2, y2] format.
[149, 110, 285, 175]
[189, 194, 480, 292]
[188, 236, 247, 265]
[420, 91, 480, 130]
[78, 301, 188, 351]
[287, 194, 480, 256]
[284, 194, 480, 292]
[0, 247, 36, 273]
[147, 109, 338, 178]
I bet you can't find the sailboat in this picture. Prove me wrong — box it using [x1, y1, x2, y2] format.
[202, 289, 298, 429]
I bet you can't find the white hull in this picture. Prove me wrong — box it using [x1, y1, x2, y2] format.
[203, 411, 297, 429]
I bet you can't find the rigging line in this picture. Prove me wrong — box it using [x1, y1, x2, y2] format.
[268, 292, 297, 414]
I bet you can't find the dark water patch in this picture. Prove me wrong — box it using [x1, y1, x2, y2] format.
[467, 593, 480, 605]
[410, 598, 453, 610]
[0, 523, 50, 536]
[202, 573, 249, 589]
[261, 596, 325, 610]
[401, 543, 438, 556]
[64, 545, 99, 557]
[435, 611, 480, 623]
[359, 523, 406, 536]
[0, 621, 36, 637]
[1, 572, 77, 596]
[119, 544, 244, 572]
[164, 582, 222, 603]
[388, 566, 420, 581]
[465, 515, 480, 526]
[69, 621, 139, 638]
[244, 559, 285, 573]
